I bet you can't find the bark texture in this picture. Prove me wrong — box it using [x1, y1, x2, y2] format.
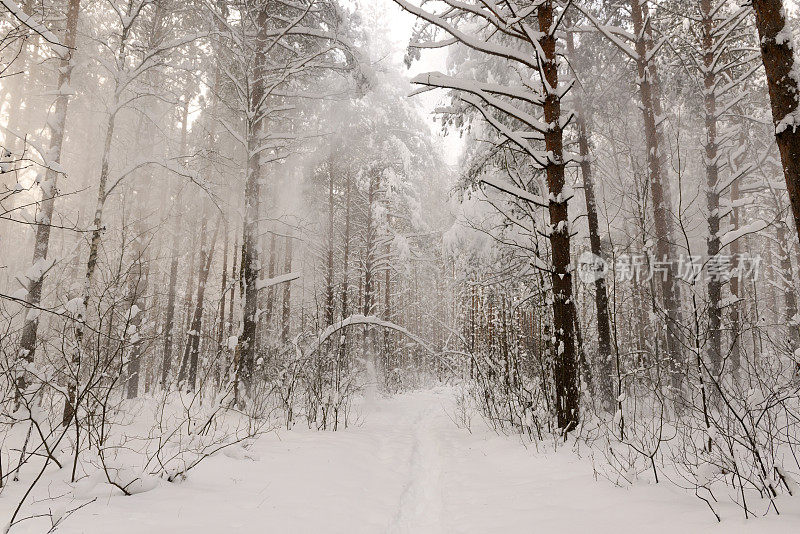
[629, 0, 683, 384]
[18, 0, 81, 397]
[540, 1, 579, 430]
[565, 25, 614, 408]
[753, 0, 800, 246]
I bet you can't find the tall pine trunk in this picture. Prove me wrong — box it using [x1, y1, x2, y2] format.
[325, 160, 336, 326]
[753, 0, 800, 248]
[539, 1, 579, 431]
[182, 214, 221, 391]
[281, 234, 292, 344]
[218, 223, 229, 351]
[18, 0, 81, 392]
[629, 0, 683, 387]
[565, 25, 614, 409]
[160, 99, 189, 388]
[235, 7, 269, 397]
[701, 0, 722, 375]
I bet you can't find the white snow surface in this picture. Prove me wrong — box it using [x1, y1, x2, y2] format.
[5, 389, 800, 533]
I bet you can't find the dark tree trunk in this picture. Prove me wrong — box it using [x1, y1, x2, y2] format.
[18, 0, 81, 390]
[363, 171, 377, 318]
[565, 25, 614, 408]
[701, 0, 722, 375]
[341, 173, 352, 318]
[363, 169, 383, 387]
[629, 0, 683, 385]
[178, 217, 207, 387]
[230, 231, 237, 338]
[218, 223, 229, 352]
[235, 6, 269, 397]
[325, 161, 336, 326]
[265, 232, 277, 325]
[753, 0, 800, 247]
[540, 1, 579, 431]
[776, 218, 800, 351]
[161, 99, 190, 389]
[729, 147, 744, 370]
[180, 226, 198, 361]
[384, 242, 391, 353]
[183, 215, 221, 391]
[337, 173, 352, 369]
[281, 234, 293, 343]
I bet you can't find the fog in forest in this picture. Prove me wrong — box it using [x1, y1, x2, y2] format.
[3, 0, 800, 532]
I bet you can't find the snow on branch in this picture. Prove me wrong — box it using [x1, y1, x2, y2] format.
[410, 72, 549, 134]
[480, 176, 548, 208]
[571, 5, 639, 61]
[458, 92, 549, 167]
[390, 0, 539, 69]
[410, 72, 545, 107]
[255, 271, 300, 291]
[1, 0, 69, 57]
[718, 220, 768, 248]
[104, 157, 211, 201]
[299, 314, 434, 359]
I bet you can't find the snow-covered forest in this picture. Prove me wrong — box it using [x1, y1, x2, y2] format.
[4, 0, 800, 531]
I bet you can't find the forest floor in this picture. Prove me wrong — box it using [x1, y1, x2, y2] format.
[7, 387, 800, 533]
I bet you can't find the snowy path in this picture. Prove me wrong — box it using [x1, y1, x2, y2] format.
[51, 388, 799, 533]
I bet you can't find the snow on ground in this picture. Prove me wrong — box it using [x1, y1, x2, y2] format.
[7, 388, 800, 533]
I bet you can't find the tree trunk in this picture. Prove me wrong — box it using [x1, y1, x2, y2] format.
[235, 7, 269, 397]
[337, 173, 352, 369]
[539, 1, 579, 431]
[63, 86, 120, 425]
[565, 25, 614, 409]
[178, 219, 206, 388]
[18, 0, 81, 390]
[230, 231, 237, 339]
[180, 226, 198, 362]
[776, 218, 800, 351]
[218, 223, 229, 352]
[363, 169, 383, 388]
[629, 0, 683, 386]
[183, 214, 221, 391]
[701, 0, 722, 376]
[384, 242, 391, 353]
[161, 99, 189, 388]
[265, 232, 277, 325]
[752, 0, 800, 246]
[341, 173, 352, 318]
[325, 160, 336, 326]
[363, 171, 377, 318]
[729, 145, 744, 370]
[125, 232, 146, 399]
[281, 234, 293, 344]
